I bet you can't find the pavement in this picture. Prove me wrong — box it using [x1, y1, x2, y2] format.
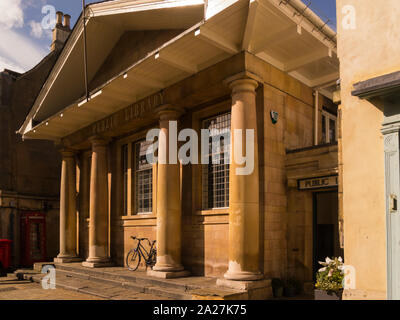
[0, 273, 169, 300]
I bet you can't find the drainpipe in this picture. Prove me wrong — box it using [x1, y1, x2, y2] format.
[314, 90, 319, 146]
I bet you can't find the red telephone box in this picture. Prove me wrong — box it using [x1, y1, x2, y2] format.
[20, 212, 47, 267]
[0, 240, 12, 270]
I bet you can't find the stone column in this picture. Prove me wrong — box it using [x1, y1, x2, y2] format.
[54, 149, 81, 263]
[218, 77, 266, 290]
[148, 105, 189, 279]
[82, 137, 112, 268]
[382, 122, 400, 300]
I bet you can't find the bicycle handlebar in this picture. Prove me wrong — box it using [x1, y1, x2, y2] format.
[131, 236, 156, 246]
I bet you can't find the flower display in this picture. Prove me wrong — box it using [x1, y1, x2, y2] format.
[315, 257, 345, 292]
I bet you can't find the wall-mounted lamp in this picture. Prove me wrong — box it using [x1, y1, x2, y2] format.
[270, 110, 279, 124]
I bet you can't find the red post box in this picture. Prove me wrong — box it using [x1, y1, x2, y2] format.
[0, 239, 12, 270]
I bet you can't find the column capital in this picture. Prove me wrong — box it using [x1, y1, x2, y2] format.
[382, 122, 400, 135]
[228, 78, 258, 95]
[223, 71, 262, 92]
[89, 135, 110, 147]
[59, 148, 77, 158]
[154, 104, 185, 121]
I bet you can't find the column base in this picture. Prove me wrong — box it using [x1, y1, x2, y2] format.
[54, 256, 82, 263]
[152, 262, 185, 272]
[147, 268, 190, 279]
[217, 278, 273, 300]
[82, 258, 113, 268]
[223, 270, 264, 281]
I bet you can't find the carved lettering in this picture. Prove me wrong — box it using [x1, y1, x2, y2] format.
[299, 176, 338, 190]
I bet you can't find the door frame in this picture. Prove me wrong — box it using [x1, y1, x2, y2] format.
[312, 189, 339, 281]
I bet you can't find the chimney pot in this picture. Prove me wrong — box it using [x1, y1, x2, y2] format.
[63, 14, 71, 29]
[51, 11, 72, 52]
[56, 11, 63, 26]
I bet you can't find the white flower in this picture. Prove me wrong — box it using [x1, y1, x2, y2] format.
[325, 257, 332, 264]
[328, 269, 333, 277]
[338, 257, 343, 263]
[318, 267, 327, 272]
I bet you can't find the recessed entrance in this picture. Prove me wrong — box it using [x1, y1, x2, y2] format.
[313, 191, 343, 278]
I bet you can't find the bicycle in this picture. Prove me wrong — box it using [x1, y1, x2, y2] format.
[126, 236, 157, 271]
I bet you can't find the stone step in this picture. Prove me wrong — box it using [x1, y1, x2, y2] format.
[15, 264, 249, 300]
[54, 263, 202, 292]
[55, 269, 145, 293]
[32, 265, 193, 300]
[28, 273, 170, 300]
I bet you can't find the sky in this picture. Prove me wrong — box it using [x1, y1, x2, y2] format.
[0, 0, 337, 73]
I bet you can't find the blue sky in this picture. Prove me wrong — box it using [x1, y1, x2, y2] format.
[0, 0, 336, 73]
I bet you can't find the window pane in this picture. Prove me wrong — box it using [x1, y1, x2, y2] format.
[202, 112, 230, 209]
[321, 115, 326, 143]
[135, 140, 153, 214]
[121, 144, 128, 215]
[329, 118, 336, 143]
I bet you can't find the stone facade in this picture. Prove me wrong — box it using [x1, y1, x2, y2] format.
[0, 58, 61, 267]
[51, 52, 338, 286]
[17, 0, 340, 298]
[0, 11, 72, 268]
[336, 0, 400, 300]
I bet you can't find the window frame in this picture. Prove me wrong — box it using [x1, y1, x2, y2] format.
[321, 109, 338, 144]
[200, 111, 231, 211]
[116, 131, 157, 217]
[133, 139, 154, 215]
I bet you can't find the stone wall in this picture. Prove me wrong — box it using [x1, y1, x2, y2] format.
[74, 52, 325, 281]
[0, 51, 62, 267]
[336, 0, 392, 299]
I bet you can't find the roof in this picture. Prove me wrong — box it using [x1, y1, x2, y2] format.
[19, 0, 339, 141]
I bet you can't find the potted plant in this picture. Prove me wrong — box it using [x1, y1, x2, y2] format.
[271, 278, 284, 298]
[315, 257, 344, 300]
[283, 279, 297, 297]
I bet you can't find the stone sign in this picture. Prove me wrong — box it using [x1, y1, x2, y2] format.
[298, 175, 338, 190]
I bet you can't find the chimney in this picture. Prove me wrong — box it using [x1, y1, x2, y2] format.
[56, 11, 63, 26]
[51, 12, 72, 52]
[63, 14, 71, 29]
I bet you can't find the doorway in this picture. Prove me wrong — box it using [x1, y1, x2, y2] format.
[313, 191, 343, 278]
[20, 212, 47, 267]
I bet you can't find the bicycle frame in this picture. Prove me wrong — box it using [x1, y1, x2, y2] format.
[134, 238, 156, 266]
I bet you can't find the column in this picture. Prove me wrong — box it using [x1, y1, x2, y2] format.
[382, 123, 400, 300]
[82, 136, 112, 267]
[148, 104, 189, 278]
[54, 149, 81, 263]
[222, 78, 263, 281]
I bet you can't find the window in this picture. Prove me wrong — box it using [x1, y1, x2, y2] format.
[120, 139, 153, 215]
[202, 112, 230, 209]
[134, 140, 153, 214]
[122, 144, 128, 215]
[321, 109, 337, 144]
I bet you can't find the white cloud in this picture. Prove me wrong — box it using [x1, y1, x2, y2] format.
[0, 0, 50, 73]
[0, 56, 25, 73]
[29, 20, 43, 38]
[0, 0, 24, 29]
[0, 28, 47, 73]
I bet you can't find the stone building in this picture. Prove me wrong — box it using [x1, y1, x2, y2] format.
[18, 0, 340, 296]
[0, 12, 72, 268]
[336, 0, 400, 300]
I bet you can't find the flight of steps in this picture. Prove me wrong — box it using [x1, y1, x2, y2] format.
[15, 263, 244, 300]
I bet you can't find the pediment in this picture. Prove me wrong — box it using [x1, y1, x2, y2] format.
[21, 0, 204, 133]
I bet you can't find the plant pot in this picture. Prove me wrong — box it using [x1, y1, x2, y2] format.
[273, 286, 284, 298]
[284, 286, 296, 297]
[314, 289, 343, 300]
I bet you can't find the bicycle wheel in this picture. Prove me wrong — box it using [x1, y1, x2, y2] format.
[149, 249, 157, 268]
[126, 248, 141, 271]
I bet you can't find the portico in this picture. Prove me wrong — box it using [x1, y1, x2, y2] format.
[18, 0, 339, 299]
